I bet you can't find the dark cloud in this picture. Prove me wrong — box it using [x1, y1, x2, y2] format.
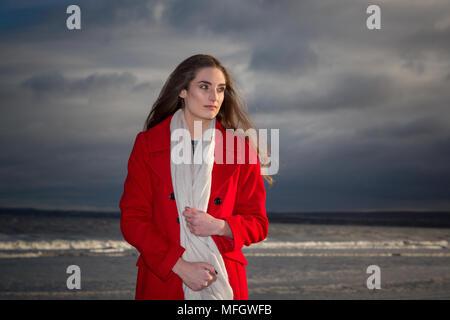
[301, 73, 394, 112]
[387, 3, 450, 60]
[165, 0, 267, 34]
[265, 130, 450, 211]
[0, 0, 160, 38]
[1, 0, 449, 211]
[358, 117, 449, 140]
[20, 72, 66, 94]
[20, 71, 140, 97]
[249, 72, 395, 114]
[249, 40, 318, 75]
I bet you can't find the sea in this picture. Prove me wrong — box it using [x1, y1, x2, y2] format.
[0, 208, 449, 300]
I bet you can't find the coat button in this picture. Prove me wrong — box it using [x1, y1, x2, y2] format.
[176, 217, 180, 224]
[170, 193, 175, 200]
[214, 197, 222, 205]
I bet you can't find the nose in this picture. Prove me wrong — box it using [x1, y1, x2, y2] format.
[209, 88, 219, 102]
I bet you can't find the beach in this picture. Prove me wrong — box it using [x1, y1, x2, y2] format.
[0, 210, 449, 299]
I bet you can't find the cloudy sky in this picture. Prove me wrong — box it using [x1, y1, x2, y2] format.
[1, 0, 449, 212]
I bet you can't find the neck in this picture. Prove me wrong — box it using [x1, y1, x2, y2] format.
[183, 108, 212, 141]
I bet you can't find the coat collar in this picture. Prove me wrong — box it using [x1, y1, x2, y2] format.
[145, 113, 241, 193]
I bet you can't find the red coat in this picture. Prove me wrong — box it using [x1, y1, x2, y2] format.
[119, 113, 268, 300]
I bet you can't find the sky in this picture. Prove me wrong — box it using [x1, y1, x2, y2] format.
[0, 0, 449, 212]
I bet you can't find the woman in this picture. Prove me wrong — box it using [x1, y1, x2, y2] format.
[120, 54, 272, 300]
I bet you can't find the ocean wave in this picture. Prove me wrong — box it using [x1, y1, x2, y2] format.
[0, 239, 447, 253]
[250, 240, 448, 250]
[0, 239, 133, 252]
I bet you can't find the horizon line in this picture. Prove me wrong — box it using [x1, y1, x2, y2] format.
[0, 206, 449, 215]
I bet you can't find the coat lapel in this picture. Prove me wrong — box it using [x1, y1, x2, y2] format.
[146, 114, 240, 193]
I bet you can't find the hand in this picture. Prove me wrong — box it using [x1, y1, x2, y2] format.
[182, 207, 224, 237]
[172, 258, 217, 291]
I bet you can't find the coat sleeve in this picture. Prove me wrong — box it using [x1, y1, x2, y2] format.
[222, 145, 269, 252]
[119, 132, 185, 281]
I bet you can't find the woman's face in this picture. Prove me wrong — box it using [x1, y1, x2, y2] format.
[179, 67, 226, 123]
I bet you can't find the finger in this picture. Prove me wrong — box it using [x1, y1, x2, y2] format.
[201, 263, 216, 275]
[189, 227, 199, 236]
[208, 270, 218, 279]
[183, 210, 191, 218]
[185, 217, 196, 226]
[195, 209, 206, 215]
[187, 222, 197, 231]
[208, 272, 217, 283]
[206, 274, 217, 288]
[186, 215, 195, 224]
[186, 223, 195, 232]
[188, 208, 201, 215]
[184, 207, 193, 215]
[184, 212, 195, 220]
[187, 215, 196, 223]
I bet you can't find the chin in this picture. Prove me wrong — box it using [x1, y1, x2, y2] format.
[200, 111, 218, 120]
[189, 107, 219, 121]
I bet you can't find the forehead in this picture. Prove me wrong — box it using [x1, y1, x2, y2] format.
[193, 67, 226, 85]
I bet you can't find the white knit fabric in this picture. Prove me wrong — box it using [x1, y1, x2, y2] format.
[170, 108, 233, 300]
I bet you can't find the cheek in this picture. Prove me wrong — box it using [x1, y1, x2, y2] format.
[216, 95, 224, 108]
[191, 88, 207, 101]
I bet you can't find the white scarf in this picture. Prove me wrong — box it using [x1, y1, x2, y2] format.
[170, 108, 233, 300]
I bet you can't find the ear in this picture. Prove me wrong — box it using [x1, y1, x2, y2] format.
[179, 89, 187, 99]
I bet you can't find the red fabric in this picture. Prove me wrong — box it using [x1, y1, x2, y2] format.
[119, 114, 268, 300]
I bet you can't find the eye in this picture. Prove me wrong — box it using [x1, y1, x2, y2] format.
[199, 84, 225, 92]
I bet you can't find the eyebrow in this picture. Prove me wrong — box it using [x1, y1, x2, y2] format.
[197, 80, 226, 87]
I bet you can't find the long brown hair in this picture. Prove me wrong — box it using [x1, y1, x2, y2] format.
[144, 54, 274, 186]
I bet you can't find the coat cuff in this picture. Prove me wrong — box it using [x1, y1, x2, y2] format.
[212, 234, 235, 253]
[142, 244, 185, 281]
[223, 215, 244, 251]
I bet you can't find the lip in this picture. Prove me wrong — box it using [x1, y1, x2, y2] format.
[204, 105, 217, 109]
